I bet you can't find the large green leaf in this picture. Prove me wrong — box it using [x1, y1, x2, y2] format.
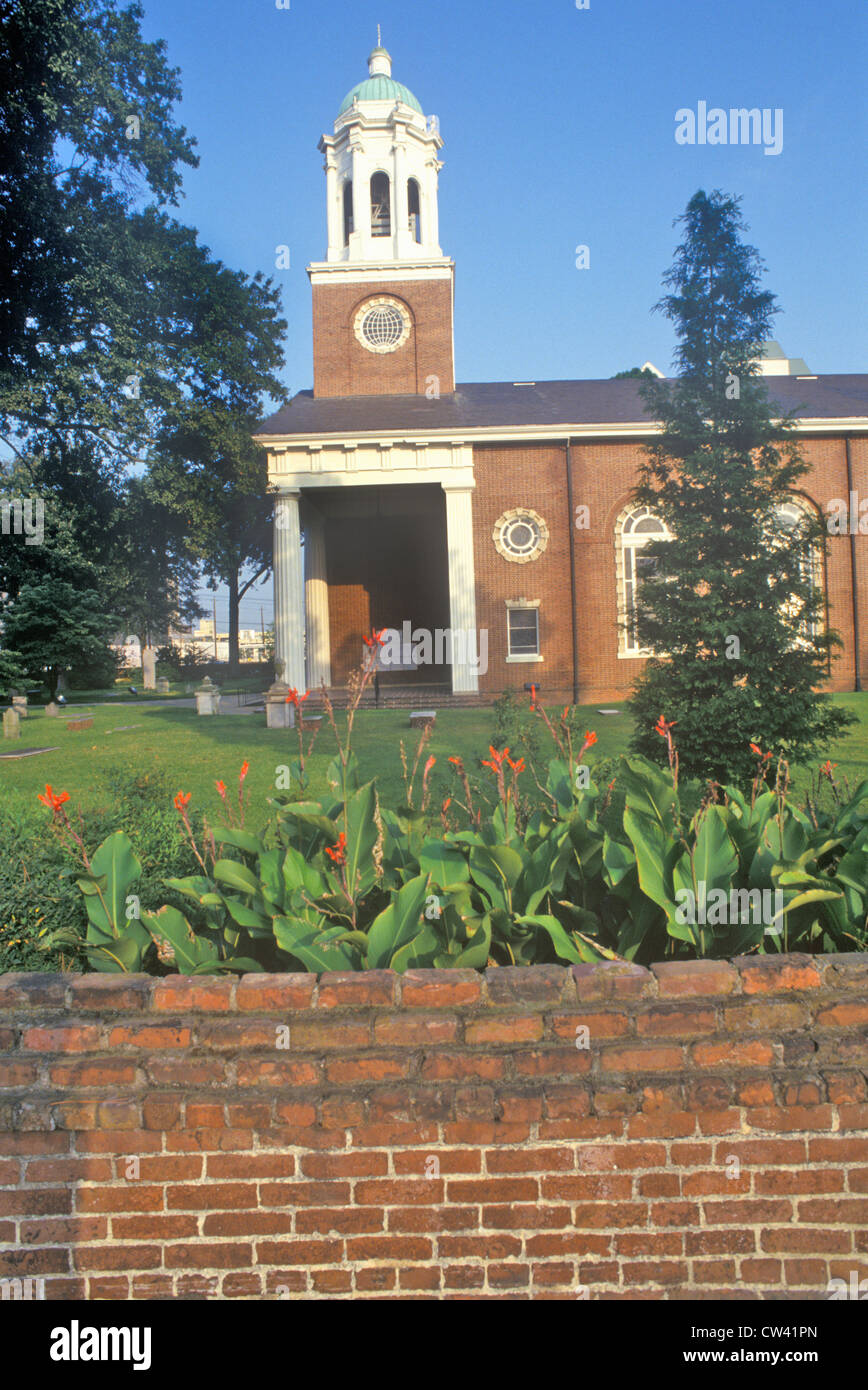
[141, 905, 219, 975]
[365, 873, 431, 969]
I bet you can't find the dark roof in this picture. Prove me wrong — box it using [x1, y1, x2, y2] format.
[257, 375, 868, 438]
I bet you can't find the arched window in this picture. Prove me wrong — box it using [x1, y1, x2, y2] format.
[616, 505, 671, 656]
[370, 172, 391, 237]
[343, 181, 354, 246]
[408, 178, 421, 242]
[770, 497, 824, 644]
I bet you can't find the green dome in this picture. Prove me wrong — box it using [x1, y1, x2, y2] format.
[339, 75, 423, 115]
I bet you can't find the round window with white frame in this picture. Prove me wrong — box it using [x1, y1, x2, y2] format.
[354, 296, 412, 354]
[493, 508, 549, 564]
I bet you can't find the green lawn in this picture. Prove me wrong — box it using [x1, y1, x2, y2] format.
[2, 695, 867, 833]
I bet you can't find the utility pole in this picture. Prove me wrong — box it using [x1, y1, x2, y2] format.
[212, 597, 218, 659]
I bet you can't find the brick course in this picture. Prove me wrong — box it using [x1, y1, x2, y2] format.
[1, 954, 865, 1300]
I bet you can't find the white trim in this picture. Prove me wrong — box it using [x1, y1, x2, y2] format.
[505, 654, 544, 663]
[308, 260, 453, 285]
[256, 417, 868, 449]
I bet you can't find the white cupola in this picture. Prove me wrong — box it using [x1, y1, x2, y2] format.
[316, 38, 446, 265]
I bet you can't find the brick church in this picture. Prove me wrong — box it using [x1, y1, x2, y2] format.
[256, 42, 868, 706]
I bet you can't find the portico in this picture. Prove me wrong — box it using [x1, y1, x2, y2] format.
[263, 437, 479, 695]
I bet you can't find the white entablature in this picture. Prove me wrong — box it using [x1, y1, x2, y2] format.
[267, 439, 474, 491]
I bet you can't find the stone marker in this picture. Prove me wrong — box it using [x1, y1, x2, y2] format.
[410, 709, 437, 729]
[142, 646, 157, 691]
[156, 677, 170, 695]
[66, 717, 94, 732]
[45, 702, 59, 717]
[195, 676, 222, 716]
[11, 695, 27, 718]
[3, 708, 21, 740]
[265, 682, 294, 728]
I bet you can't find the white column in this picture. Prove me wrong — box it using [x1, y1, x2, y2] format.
[443, 484, 479, 694]
[304, 509, 331, 690]
[325, 157, 340, 260]
[350, 142, 368, 259]
[393, 139, 409, 259]
[273, 491, 305, 691]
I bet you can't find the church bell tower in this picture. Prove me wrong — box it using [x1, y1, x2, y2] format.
[308, 39, 455, 398]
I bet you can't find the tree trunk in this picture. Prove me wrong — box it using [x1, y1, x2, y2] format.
[228, 577, 240, 676]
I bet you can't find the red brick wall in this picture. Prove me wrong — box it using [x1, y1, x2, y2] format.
[312, 276, 454, 397]
[2, 955, 866, 1300]
[470, 434, 866, 703]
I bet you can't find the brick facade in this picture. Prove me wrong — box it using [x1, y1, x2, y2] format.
[2, 956, 866, 1300]
[318, 434, 867, 703]
[312, 275, 454, 398]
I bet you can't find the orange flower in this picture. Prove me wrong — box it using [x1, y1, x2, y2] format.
[285, 688, 309, 707]
[362, 628, 387, 648]
[481, 745, 508, 773]
[173, 791, 192, 811]
[441, 796, 452, 813]
[324, 831, 347, 865]
[529, 684, 537, 710]
[216, 780, 226, 799]
[655, 716, 677, 738]
[750, 742, 763, 756]
[505, 753, 525, 774]
[820, 760, 838, 778]
[424, 756, 436, 776]
[448, 755, 463, 766]
[239, 761, 250, 782]
[37, 785, 70, 813]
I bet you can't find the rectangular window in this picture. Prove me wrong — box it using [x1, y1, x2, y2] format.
[507, 606, 540, 659]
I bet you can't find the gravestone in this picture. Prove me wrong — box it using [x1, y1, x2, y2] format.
[410, 709, 437, 730]
[156, 677, 170, 695]
[195, 677, 222, 716]
[142, 647, 157, 691]
[45, 702, 59, 717]
[66, 717, 94, 732]
[3, 709, 21, 740]
[11, 695, 27, 718]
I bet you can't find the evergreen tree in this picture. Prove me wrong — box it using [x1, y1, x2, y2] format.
[628, 190, 853, 786]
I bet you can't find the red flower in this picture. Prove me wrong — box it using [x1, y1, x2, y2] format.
[442, 796, 452, 813]
[216, 780, 226, 799]
[655, 716, 677, 739]
[37, 785, 70, 813]
[362, 629, 386, 648]
[820, 760, 838, 779]
[324, 831, 347, 865]
[424, 756, 436, 776]
[751, 742, 773, 763]
[239, 761, 250, 782]
[505, 753, 525, 774]
[529, 684, 537, 711]
[173, 791, 192, 812]
[448, 755, 463, 766]
[285, 688, 310, 707]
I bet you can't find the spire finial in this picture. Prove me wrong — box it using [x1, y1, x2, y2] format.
[377, 24, 381, 46]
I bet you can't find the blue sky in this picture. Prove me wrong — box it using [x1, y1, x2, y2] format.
[137, 0, 867, 628]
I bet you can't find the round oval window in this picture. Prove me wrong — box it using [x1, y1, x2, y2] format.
[353, 297, 411, 354]
[493, 509, 549, 564]
[362, 305, 404, 348]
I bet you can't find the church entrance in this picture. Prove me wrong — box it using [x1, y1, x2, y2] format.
[303, 483, 451, 692]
